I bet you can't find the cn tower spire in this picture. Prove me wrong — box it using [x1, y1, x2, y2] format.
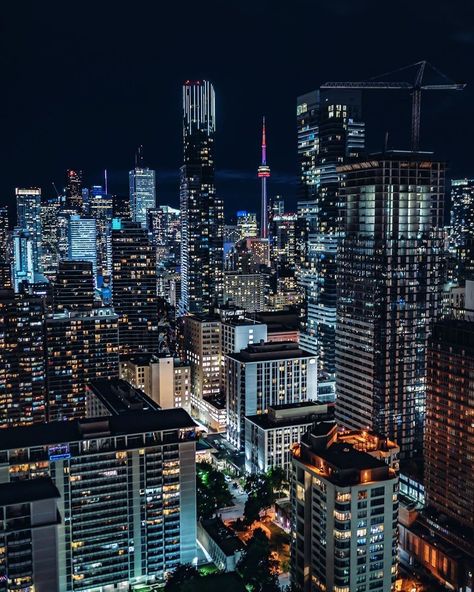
[257, 116, 270, 238]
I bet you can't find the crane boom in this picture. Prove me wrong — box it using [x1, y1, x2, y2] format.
[321, 61, 465, 151]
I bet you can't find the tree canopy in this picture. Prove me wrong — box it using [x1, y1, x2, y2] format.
[237, 527, 280, 592]
[196, 462, 234, 519]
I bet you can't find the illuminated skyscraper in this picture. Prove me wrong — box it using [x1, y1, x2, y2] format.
[0, 206, 9, 263]
[68, 216, 97, 279]
[40, 198, 61, 280]
[297, 90, 365, 396]
[65, 169, 83, 212]
[54, 260, 95, 312]
[89, 187, 113, 280]
[129, 147, 156, 228]
[451, 178, 474, 281]
[112, 220, 159, 356]
[180, 80, 224, 314]
[236, 210, 258, 240]
[335, 153, 445, 459]
[15, 187, 42, 274]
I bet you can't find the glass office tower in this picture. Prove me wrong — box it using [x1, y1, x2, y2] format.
[179, 80, 224, 314]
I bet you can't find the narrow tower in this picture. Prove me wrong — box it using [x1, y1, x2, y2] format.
[257, 117, 270, 239]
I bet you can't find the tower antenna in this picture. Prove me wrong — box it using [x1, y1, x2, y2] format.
[257, 117, 270, 239]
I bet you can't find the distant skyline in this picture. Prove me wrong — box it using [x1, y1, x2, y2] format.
[3, 1, 474, 219]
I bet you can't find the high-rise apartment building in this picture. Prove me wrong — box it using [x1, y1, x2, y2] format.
[0, 407, 198, 590]
[335, 153, 445, 459]
[291, 421, 399, 592]
[46, 306, 119, 420]
[65, 169, 83, 212]
[54, 260, 95, 312]
[297, 90, 365, 393]
[68, 215, 98, 279]
[129, 148, 156, 228]
[451, 178, 474, 281]
[148, 205, 181, 265]
[424, 320, 474, 530]
[180, 80, 224, 314]
[0, 289, 46, 427]
[226, 341, 317, 449]
[112, 220, 159, 356]
[15, 187, 42, 275]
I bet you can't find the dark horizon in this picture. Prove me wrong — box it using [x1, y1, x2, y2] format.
[3, 1, 474, 222]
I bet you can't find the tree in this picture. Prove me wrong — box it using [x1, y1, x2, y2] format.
[196, 462, 234, 519]
[243, 473, 273, 525]
[267, 466, 287, 494]
[165, 564, 200, 591]
[237, 527, 280, 592]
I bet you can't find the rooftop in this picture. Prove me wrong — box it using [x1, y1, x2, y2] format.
[0, 477, 60, 506]
[200, 517, 245, 556]
[253, 310, 299, 332]
[246, 401, 334, 430]
[87, 378, 160, 414]
[227, 341, 314, 363]
[0, 409, 197, 450]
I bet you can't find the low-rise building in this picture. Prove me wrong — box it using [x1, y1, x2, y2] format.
[245, 401, 334, 476]
[85, 377, 160, 417]
[197, 517, 245, 572]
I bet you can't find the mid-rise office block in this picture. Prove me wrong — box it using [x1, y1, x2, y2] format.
[291, 421, 399, 592]
[236, 210, 258, 239]
[112, 220, 159, 356]
[181, 314, 221, 401]
[85, 377, 161, 417]
[46, 307, 119, 420]
[0, 409, 198, 591]
[179, 80, 224, 314]
[336, 153, 445, 459]
[245, 401, 334, 477]
[223, 272, 266, 312]
[119, 353, 191, 413]
[226, 341, 317, 449]
[0, 289, 46, 427]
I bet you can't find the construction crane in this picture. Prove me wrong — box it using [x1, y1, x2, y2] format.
[321, 60, 465, 151]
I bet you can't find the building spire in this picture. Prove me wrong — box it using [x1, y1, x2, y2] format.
[135, 145, 144, 168]
[257, 117, 270, 239]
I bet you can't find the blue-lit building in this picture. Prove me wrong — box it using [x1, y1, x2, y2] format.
[15, 187, 42, 275]
[68, 216, 98, 280]
[12, 228, 35, 291]
[129, 149, 156, 228]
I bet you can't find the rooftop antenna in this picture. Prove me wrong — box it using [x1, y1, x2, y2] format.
[135, 145, 144, 168]
[104, 169, 108, 195]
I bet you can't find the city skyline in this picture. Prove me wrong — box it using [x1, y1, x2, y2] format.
[2, 2, 474, 217]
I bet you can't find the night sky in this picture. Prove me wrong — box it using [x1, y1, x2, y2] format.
[3, 1, 474, 221]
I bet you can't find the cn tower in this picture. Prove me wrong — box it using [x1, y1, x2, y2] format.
[257, 117, 270, 238]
